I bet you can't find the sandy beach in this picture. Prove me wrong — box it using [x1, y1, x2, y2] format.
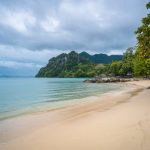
[0, 80, 150, 150]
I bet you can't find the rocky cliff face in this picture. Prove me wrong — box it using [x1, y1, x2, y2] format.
[36, 51, 91, 77]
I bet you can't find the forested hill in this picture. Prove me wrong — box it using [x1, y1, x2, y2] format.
[36, 51, 122, 77]
[79, 52, 122, 64]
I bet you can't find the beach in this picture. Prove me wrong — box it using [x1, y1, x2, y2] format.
[0, 80, 150, 150]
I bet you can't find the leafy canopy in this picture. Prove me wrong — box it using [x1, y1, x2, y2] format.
[134, 2, 150, 77]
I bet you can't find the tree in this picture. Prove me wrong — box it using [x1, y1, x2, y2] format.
[134, 2, 150, 77]
[107, 47, 135, 77]
[122, 47, 134, 75]
[109, 61, 122, 76]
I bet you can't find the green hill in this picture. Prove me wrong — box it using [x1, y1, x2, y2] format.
[36, 51, 122, 77]
[80, 51, 122, 64]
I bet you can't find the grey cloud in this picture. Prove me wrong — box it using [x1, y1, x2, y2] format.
[0, 0, 149, 53]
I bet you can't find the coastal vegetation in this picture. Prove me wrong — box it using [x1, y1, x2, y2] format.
[36, 2, 150, 78]
[36, 51, 121, 77]
[36, 49, 133, 78]
[134, 2, 150, 77]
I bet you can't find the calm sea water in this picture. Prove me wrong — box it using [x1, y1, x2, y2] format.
[0, 78, 125, 120]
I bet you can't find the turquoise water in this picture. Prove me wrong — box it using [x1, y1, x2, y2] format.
[0, 78, 124, 120]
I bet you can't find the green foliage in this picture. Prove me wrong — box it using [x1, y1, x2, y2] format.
[107, 47, 134, 77]
[146, 2, 150, 9]
[36, 51, 123, 78]
[108, 61, 122, 76]
[80, 52, 122, 64]
[94, 64, 108, 75]
[134, 2, 150, 77]
[36, 48, 136, 78]
[134, 58, 146, 76]
[36, 51, 94, 77]
[122, 47, 134, 75]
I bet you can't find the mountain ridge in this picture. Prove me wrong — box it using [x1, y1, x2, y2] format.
[36, 51, 122, 77]
[79, 51, 122, 64]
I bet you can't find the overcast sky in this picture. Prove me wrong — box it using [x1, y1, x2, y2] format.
[0, 0, 149, 76]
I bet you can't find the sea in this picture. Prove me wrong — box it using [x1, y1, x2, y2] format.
[0, 78, 126, 120]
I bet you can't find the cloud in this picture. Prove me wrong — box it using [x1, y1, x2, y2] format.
[0, 9, 36, 34]
[0, 44, 65, 63]
[0, 60, 41, 69]
[0, 0, 149, 76]
[0, 0, 148, 52]
[41, 16, 60, 32]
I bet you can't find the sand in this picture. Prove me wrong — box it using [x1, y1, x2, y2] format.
[0, 80, 150, 150]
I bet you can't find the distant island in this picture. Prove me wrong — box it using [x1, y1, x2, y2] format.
[36, 51, 123, 77]
[36, 45, 149, 78]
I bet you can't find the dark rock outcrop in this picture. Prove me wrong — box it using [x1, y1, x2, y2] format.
[84, 77, 132, 83]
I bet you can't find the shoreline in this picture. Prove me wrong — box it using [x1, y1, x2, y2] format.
[0, 82, 132, 121]
[0, 80, 150, 150]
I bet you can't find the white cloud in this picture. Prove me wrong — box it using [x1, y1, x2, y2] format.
[41, 16, 59, 32]
[0, 9, 36, 34]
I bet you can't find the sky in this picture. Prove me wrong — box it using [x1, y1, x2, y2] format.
[0, 0, 149, 76]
